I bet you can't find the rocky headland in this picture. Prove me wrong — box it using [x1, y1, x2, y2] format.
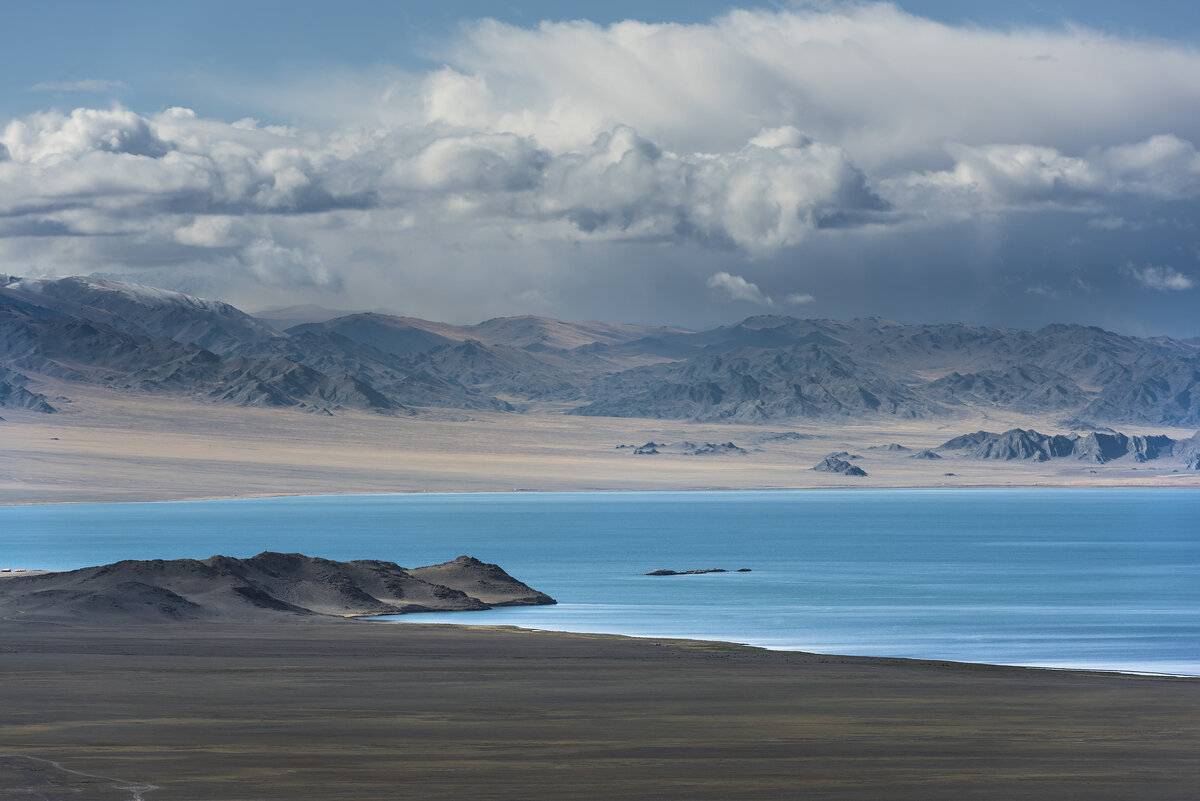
[0, 552, 554, 624]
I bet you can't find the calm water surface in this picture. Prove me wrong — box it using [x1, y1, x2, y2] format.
[3, 489, 1198, 673]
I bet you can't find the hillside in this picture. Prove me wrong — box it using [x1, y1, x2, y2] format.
[0, 553, 555, 623]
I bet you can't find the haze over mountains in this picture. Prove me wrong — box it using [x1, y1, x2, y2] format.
[3, 275, 1199, 432]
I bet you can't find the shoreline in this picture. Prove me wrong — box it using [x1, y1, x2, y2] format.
[4, 480, 1199, 508]
[370, 617, 1200, 679]
[8, 488, 1198, 679]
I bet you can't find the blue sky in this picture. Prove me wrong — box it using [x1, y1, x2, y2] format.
[2, 2, 1199, 335]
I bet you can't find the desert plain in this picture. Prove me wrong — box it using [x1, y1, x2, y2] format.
[3, 383, 1198, 506]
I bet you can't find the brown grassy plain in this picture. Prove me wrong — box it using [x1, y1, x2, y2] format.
[1, 620, 1198, 800]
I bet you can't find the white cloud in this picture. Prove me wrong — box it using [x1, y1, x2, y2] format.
[707, 271, 774, 306]
[426, 6, 1200, 168]
[880, 135, 1200, 218]
[3, 4, 1200, 331]
[1126, 264, 1195, 292]
[174, 216, 255, 248]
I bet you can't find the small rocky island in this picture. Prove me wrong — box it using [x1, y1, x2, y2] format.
[644, 568, 752, 576]
[0, 552, 555, 623]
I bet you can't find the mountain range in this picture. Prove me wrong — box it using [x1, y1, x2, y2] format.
[3, 274, 1199, 429]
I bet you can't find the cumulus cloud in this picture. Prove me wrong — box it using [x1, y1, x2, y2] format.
[708, 271, 774, 306]
[880, 136, 1200, 216]
[2, 4, 1200, 333]
[1126, 264, 1195, 292]
[174, 216, 255, 248]
[426, 5, 1200, 166]
[0, 107, 887, 253]
[532, 124, 887, 250]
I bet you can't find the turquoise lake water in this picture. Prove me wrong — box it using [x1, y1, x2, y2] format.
[3, 489, 1198, 673]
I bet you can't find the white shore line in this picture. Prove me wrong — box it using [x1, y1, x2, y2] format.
[367, 617, 1200, 679]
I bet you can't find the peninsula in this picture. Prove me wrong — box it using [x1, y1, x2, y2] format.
[0, 553, 554, 623]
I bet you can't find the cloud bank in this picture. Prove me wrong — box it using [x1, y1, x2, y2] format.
[2, 4, 1199, 333]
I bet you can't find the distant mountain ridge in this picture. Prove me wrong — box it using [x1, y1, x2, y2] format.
[2, 275, 283, 355]
[3, 274, 1199, 429]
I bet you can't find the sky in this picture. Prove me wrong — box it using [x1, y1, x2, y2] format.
[2, 1, 1199, 336]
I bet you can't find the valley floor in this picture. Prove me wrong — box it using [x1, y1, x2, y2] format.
[2, 385, 1198, 504]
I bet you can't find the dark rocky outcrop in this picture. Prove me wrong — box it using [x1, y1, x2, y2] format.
[756, 431, 818, 443]
[619, 440, 746, 456]
[938, 428, 1200, 465]
[937, 429, 1076, 462]
[0, 552, 554, 623]
[813, 456, 868, 477]
[645, 568, 750, 576]
[406, 555, 556, 607]
[0, 366, 55, 413]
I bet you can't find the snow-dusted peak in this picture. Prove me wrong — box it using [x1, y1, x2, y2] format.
[1, 275, 283, 354]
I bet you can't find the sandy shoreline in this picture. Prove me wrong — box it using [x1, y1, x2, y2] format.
[7, 480, 1200, 509]
[2, 618, 1197, 800]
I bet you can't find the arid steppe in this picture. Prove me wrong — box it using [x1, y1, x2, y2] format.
[1, 620, 1198, 800]
[3, 384, 1198, 506]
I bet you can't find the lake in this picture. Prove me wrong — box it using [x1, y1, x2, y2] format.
[3, 488, 1198, 674]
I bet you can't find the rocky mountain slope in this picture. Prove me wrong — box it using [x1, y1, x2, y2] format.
[0, 365, 55, 413]
[938, 428, 1200, 466]
[1, 275, 282, 355]
[3, 274, 1200, 428]
[0, 296, 402, 415]
[0, 553, 555, 623]
[575, 344, 942, 422]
